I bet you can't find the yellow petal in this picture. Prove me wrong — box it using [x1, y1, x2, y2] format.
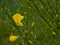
[12, 13, 24, 26]
[9, 35, 19, 42]
[16, 22, 24, 26]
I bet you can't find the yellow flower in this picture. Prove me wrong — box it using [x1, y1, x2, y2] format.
[12, 13, 24, 26]
[9, 35, 19, 42]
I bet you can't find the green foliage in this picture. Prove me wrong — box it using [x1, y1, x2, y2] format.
[0, 0, 60, 45]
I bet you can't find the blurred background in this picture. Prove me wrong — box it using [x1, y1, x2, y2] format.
[0, 0, 60, 45]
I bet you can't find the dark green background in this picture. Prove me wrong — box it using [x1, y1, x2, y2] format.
[0, 0, 60, 45]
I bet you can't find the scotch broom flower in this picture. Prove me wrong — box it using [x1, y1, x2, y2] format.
[9, 35, 19, 42]
[12, 13, 24, 26]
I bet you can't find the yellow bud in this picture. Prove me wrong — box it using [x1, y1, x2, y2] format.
[32, 21, 35, 26]
[16, 22, 24, 26]
[52, 31, 56, 35]
[28, 40, 32, 44]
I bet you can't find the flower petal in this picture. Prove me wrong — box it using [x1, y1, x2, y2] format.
[9, 35, 19, 42]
